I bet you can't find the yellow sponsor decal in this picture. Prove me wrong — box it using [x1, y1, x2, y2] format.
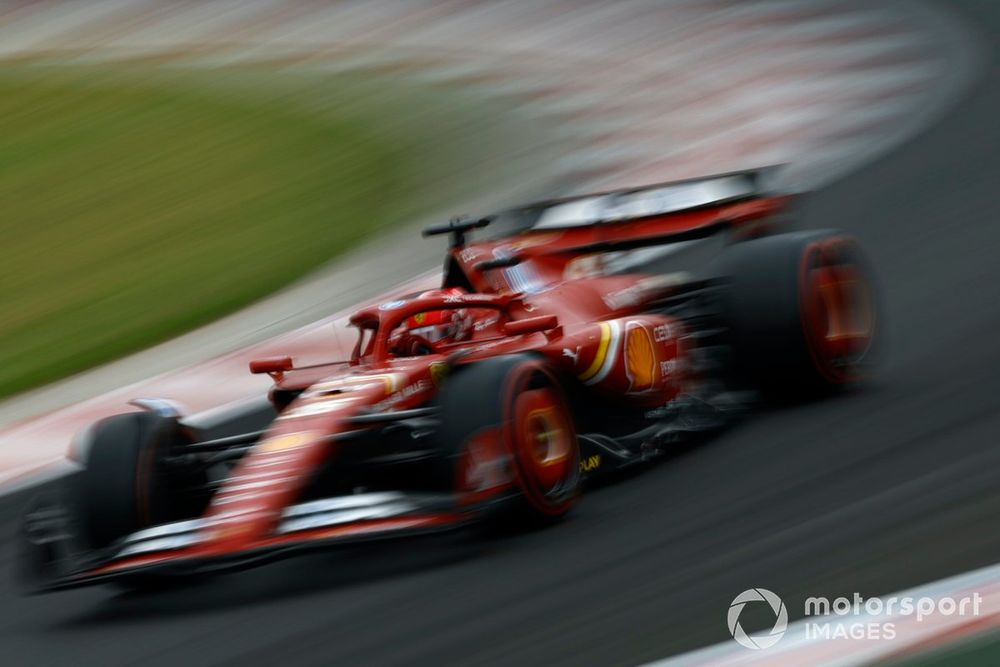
[578, 322, 612, 382]
[580, 454, 602, 473]
[378, 374, 400, 396]
[259, 432, 316, 453]
[313, 373, 402, 397]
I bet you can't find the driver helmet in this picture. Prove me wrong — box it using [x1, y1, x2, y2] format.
[404, 287, 472, 344]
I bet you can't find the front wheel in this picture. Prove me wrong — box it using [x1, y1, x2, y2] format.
[70, 412, 207, 589]
[434, 355, 581, 519]
[73, 412, 180, 550]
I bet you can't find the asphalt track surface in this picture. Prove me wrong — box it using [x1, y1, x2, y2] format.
[2, 2, 1000, 665]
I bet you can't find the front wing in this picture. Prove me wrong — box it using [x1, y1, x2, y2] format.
[20, 490, 483, 593]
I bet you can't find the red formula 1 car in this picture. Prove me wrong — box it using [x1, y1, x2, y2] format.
[19, 169, 877, 592]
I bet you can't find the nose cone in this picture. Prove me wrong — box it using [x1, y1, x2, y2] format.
[197, 430, 330, 554]
[193, 372, 409, 555]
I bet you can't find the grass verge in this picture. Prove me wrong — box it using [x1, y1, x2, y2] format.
[0, 61, 524, 398]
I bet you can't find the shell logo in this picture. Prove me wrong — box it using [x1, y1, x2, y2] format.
[429, 362, 448, 388]
[625, 323, 657, 391]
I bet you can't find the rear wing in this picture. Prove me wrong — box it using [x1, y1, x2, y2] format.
[486, 167, 786, 238]
[434, 168, 789, 292]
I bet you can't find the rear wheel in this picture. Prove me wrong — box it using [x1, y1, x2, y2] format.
[435, 355, 580, 519]
[714, 230, 878, 394]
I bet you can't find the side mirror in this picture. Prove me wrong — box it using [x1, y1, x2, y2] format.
[503, 315, 559, 336]
[249, 356, 293, 380]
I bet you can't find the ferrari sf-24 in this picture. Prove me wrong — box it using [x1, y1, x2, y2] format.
[20, 169, 878, 591]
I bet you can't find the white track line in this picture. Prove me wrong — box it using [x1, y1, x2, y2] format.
[646, 563, 1000, 667]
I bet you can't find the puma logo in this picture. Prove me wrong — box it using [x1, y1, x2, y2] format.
[562, 346, 581, 365]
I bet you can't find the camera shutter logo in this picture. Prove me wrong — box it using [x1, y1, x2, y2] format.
[728, 588, 788, 650]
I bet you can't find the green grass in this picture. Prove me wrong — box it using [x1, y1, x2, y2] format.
[0, 62, 517, 398]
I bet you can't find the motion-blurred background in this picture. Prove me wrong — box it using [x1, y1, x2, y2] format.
[1, 2, 999, 666]
[0, 0, 965, 403]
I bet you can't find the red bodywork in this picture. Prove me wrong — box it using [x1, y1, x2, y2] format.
[60, 183, 791, 582]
